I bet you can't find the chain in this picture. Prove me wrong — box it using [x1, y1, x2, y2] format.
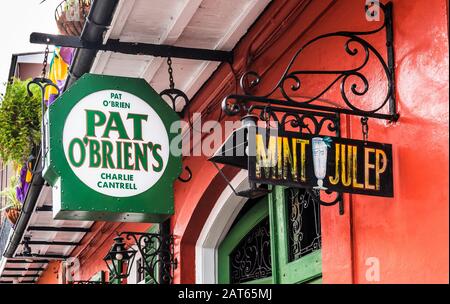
[262, 105, 273, 143]
[262, 105, 271, 129]
[167, 57, 174, 89]
[361, 116, 369, 142]
[41, 45, 50, 78]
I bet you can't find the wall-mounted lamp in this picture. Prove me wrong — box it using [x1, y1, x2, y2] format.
[103, 236, 136, 282]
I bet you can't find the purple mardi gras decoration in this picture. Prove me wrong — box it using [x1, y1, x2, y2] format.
[46, 47, 75, 106]
[16, 165, 29, 204]
[59, 47, 75, 64]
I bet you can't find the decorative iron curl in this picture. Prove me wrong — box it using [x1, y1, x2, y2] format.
[178, 166, 192, 182]
[307, 189, 341, 206]
[240, 71, 261, 95]
[223, 2, 397, 122]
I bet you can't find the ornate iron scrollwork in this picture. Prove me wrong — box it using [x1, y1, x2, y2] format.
[229, 217, 272, 283]
[248, 105, 340, 136]
[223, 2, 398, 122]
[119, 231, 177, 284]
[287, 188, 321, 261]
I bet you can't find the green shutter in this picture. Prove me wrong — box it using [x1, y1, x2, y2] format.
[269, 186, 322, 284]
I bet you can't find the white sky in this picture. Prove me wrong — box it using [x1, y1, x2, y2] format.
[0, 0, 60, 93]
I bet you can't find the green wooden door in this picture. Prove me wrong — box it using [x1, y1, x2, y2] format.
[218, 186, 322, 284]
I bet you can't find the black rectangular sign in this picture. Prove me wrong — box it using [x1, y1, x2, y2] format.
[248, 128, 394, 197]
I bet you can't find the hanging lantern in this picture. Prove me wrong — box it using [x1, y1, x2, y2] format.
[103, 236, 136, 281]
[209, 114, 271, 199]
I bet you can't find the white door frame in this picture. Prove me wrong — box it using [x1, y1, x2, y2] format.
[195, 170, 249, 284]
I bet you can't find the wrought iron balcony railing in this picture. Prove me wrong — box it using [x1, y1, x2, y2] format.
[55, 0, 91, 36]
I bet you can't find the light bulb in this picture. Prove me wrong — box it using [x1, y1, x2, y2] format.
[115, 253, 124, 261]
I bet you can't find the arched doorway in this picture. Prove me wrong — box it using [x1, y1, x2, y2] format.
[196, 170, 323, 284]
[218, 196, 271, 283]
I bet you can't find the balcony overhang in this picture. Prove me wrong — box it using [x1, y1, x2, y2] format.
[3, 0, 273, 284]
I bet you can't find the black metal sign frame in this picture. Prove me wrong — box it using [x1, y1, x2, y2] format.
[248, 129, 394, 198]
[247, 105, 345, 214]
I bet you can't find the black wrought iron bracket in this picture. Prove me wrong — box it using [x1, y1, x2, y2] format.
[29, 32, 233, 63]
[222, 2, 398, 122]
[119, 231, 177, 284]
[220, 2, 398, 215]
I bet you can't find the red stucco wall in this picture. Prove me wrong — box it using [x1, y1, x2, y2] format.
[345, 0, 449, 283]
[319, 0, 449, 284]
[37, 0, 449, 284]
[170, 0, 449, 284]
[36, 261, 62, 284]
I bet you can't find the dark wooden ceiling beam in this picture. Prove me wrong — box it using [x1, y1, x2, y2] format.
[27, 226, 91, 233]
[3, 267, 45, 271]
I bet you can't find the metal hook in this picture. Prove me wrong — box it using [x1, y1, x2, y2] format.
[260, 105, 273, 130]
[27, 77, 60, 98]
[178, 166, 192, 182]
[159, 57, 190, 117]
[27, 77, 60, 174]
